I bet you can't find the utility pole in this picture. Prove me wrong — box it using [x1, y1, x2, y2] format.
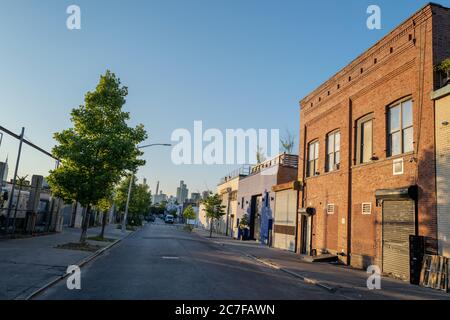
[5, 127, 24, 233]
[121, 143, 171, 233]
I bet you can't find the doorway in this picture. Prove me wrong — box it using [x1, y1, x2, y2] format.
[250, 195, 262, 241]
[300, 214, 312, 255]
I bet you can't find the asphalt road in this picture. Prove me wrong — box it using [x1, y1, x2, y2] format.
[35, 220, 340, 300]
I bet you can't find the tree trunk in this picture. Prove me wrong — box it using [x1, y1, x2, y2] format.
[209, 218, 213, 238]
[100, 210, 108, 239]
[79, 205, 90, 243]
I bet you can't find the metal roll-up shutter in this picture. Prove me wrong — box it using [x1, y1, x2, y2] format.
[382, 200, 416, 280]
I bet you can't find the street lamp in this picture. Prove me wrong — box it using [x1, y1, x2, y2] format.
[121, 143, 171, 233]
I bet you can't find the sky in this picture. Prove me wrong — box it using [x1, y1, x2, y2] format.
[0, 0, 448, 197]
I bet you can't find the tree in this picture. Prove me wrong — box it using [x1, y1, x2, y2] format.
[239, 213, 250, 229]
[47, 70, 147, 243]
[256, 146, 266, 164]
[114, 176, 152, 226]
[97, 196, 113, 239]
[280, 129, 296, 154]
[202, 194, 226, 238]
[183, 205, 196, 222]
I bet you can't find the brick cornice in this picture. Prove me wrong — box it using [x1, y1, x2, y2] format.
[300, 4, 434, 111]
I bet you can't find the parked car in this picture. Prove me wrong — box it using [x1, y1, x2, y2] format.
[165, 214, 174, 224]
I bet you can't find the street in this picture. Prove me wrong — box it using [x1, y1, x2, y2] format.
[34, 220, 339, 300]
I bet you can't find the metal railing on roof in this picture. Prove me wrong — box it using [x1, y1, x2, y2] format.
[250, 153, 298, 175]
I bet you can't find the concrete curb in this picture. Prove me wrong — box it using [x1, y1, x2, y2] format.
[245, 254, 337, 293]
[20, 230, 135, 300]
[192, 230, 338, 294]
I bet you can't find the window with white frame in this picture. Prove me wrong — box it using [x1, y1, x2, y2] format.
[307, 140, 320, 177]
[388, 98, 413, 157]
[326, 131, 341, 172]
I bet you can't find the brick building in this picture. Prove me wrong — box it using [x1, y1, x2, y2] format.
[297, 3, 450, 280]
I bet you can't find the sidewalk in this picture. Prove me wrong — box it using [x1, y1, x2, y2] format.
[0, 225, 132, 300]
[193, 228, 450, 300]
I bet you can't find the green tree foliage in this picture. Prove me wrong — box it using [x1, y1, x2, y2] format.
[114, 176, 152, 226]
[183, 205, 196, 221]
[203, 194, 226, 237]
[47, 70, 147, 242]
[437, 58, 450, 73]
[239, 213, 250, 228]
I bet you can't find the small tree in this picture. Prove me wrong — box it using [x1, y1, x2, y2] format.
[183, 205, 196, 232]
[239, 213, 250, 229]
[114, 176, 152, 226]
[280, 129, 296, 154]
[183, 205, 196, 223]
[437, 58, 450, 86]
[256, 146, 266, 164]
[203, 194, 226, 238]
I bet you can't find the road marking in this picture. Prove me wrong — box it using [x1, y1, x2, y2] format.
[162, 256, 180, 260]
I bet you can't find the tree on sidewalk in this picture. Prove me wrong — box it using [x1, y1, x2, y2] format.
[202, 194, 226, 238]
[97, 195, 113, 239]
[182, 205, 196, 231]
[114, 176, 152, 227]
[47, 70, 147, 243]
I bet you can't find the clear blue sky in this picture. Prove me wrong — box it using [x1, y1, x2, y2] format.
[0, 0, 447, 196]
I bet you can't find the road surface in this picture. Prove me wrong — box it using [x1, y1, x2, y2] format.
[35, 220, 341, 300]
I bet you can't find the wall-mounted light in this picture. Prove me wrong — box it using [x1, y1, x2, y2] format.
[442, 121, 449, 126]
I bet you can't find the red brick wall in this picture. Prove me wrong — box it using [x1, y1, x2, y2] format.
[297, 4, 449, 269]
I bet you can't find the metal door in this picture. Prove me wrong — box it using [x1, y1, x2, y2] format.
[382, 200, 416, 280]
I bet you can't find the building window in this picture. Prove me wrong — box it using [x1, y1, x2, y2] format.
[388, 98, 413, 157]
[326, 131, 341, 172]
[356, 114, 374, 164]
[241, 197, 244, 209]
[307, 140, 320, 177]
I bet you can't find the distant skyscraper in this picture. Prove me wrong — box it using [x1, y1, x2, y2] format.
[191, 192, 201, 202]
[176, 180, 189, 204]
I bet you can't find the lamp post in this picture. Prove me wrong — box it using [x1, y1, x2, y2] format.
[121, 143, 171, 233]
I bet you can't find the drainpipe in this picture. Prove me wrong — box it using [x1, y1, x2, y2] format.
[347, 99, 353, 266]
[300, 124, 308, 254]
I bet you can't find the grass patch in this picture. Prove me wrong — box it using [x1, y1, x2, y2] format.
[87, 236, 115, 242]
[56, 242, 103, 252]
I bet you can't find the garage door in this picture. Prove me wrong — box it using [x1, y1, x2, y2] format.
[273, 190, 297, 252]
[382, 200, 416, 280]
